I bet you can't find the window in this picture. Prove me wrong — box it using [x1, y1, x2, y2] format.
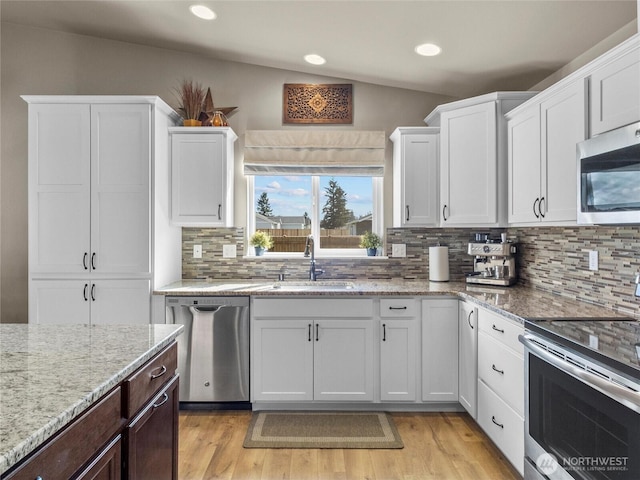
[248, 174, 383, 256]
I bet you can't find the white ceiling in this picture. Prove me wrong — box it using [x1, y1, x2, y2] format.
[1, 0, 637, 98]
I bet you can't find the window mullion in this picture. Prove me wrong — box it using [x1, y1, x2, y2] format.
[311, 176, 320, 244]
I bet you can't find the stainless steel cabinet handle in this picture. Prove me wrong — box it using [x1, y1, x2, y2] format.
[315, 324, 319, 342]
[150, 365, 167, 379]
[491, 416, 504, 429]
[492, 364, 505, 375]
[533, 198, 540, 219]
[442, 205, 448, 221]
[467, 310, 474, 329]
[91, 252, 96, 270]
[83, 283, 89, 301]
[308, 324, 312, 342]
[152, 393, 169, 409]
[492, 324, 504, 333]
[90, 284, 96, 301]
[382, 323, 386, 342]
[406, 205, 410, 222]
[218, 204, 222, 221]
[83, 252, 88, 270]
[539, 196, 546, 218]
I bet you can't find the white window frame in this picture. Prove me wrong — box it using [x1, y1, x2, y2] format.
[246, 175, 384, 258]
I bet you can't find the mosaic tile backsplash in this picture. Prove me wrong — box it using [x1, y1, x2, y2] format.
[182, 225, 640, 317]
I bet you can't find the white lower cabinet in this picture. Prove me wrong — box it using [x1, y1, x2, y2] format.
[379, 298, 419, 402]
[29, 279, 151, 325]
[422, 298, 458, 402]
[458, 301, 478, 418]
[477, 307, 524, 475]
[477, 381, 524, 476]
[251, 298, 374, 402]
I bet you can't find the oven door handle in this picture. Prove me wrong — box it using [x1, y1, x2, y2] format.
[520, 334, 640, 414]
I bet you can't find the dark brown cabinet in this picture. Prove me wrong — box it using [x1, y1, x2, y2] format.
[125, 376, 179, 480]
[2, 342, 178, 480]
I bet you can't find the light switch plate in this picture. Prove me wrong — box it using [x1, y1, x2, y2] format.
[193, 245, 202, 259]
[392, 244, 406, 258]
[223, 244, 237, 258]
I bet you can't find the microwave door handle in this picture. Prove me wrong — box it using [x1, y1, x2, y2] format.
[520, 334, 640, 414]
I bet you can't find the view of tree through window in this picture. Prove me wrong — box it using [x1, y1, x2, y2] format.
[254, 175, 374, 252]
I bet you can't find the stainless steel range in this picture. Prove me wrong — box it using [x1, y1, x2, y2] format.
[466, 239, 517, 286]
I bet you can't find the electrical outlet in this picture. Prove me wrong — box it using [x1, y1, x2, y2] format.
[222, 244, 237, 258]
[589, 334, 599, 349]
[193, 245, 202, 259]
[392, 244, 406, 258]
[588, 250, 598, 271]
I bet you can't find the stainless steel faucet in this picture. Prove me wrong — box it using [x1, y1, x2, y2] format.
[303, 235, 324, 281]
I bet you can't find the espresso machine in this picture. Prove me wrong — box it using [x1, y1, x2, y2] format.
[466, 235, 517, 286]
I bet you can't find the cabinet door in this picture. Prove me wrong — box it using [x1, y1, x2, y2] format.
[458, 301, 478, 418]
[29, 279, 91, 324]
[422, 299, 458, 402]
[28, 104, 91, 273]
[170, 132, 225, 226]
[252, 319, 314, 401]
[508, 106, 541, 224]
[126, 375, 178, 480]
[590, 42, 640, 136]
[314, 319, 374, 401]
[380, 319, 418, 401]
[400, 133, 439, 226]
[74, 435, 122, 480]
[441, 102, 497, 225]
[90, 279, 150, 325]
[540, 80, 587, 223]
[91, 104, 151, 274]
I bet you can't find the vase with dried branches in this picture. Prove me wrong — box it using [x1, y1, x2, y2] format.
[175, 80, 206, 126]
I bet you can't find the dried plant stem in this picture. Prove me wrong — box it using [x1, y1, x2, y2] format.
[175, 79, 205, 120]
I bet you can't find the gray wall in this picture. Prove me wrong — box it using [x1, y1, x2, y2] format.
[0, 22, 455, 322]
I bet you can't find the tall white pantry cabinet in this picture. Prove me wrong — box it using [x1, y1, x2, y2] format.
[23, 96, 182, 325]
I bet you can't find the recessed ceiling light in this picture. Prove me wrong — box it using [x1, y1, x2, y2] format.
[304, 54, 326, 66]
[415, 43, 442, 57]
[190, 5, 216, 20]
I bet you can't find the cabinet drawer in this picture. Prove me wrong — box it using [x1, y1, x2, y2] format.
[477, 308, 523, 355]
[253, 298, 374, 318]
[126, 342, 178, 417]
[477, 380, 524, 476]
[478, 332, 524, 415]
[380, 298, 418, 317]
[4, 387, 124, 480]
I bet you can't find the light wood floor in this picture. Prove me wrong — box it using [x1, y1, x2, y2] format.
[178, 410, 521, 480]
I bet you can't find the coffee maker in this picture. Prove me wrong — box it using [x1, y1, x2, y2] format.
[466, 234, 517, 286]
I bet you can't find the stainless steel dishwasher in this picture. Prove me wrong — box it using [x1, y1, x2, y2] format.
[165, 296, 250, 404]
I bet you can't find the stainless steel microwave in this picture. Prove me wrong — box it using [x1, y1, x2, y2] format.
[577, 122, 640, 224]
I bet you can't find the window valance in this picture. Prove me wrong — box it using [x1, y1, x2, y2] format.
[243, 130, 386, 176]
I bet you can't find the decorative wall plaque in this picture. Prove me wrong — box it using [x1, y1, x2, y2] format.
[283, 84, 353, 124]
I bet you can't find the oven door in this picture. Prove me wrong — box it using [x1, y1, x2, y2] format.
[522, 333, 640, 480]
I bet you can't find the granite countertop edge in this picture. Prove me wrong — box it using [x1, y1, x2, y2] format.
[0, 325, 184, 476]
[155, 280, 637, 324]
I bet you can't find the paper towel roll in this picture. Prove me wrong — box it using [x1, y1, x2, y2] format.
[429, 246, 450, 282]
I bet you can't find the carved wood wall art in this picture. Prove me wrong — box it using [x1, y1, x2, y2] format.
[283, 84, 353, 124]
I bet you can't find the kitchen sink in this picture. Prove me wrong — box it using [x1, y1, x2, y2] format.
[269, 281, 356, 291]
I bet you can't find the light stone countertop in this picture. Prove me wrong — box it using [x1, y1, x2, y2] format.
[155, 279, 637, 324]
[0, 323, 183, 475]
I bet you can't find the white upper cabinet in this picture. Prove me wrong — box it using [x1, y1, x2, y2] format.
[390, 127, 439, 227]
[508, 79, 587, 224]
[169, 127, 237, 227]
[28, 103, 151, 274]
[589, 35, 640, 136]
[425, 92, 536, 227]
